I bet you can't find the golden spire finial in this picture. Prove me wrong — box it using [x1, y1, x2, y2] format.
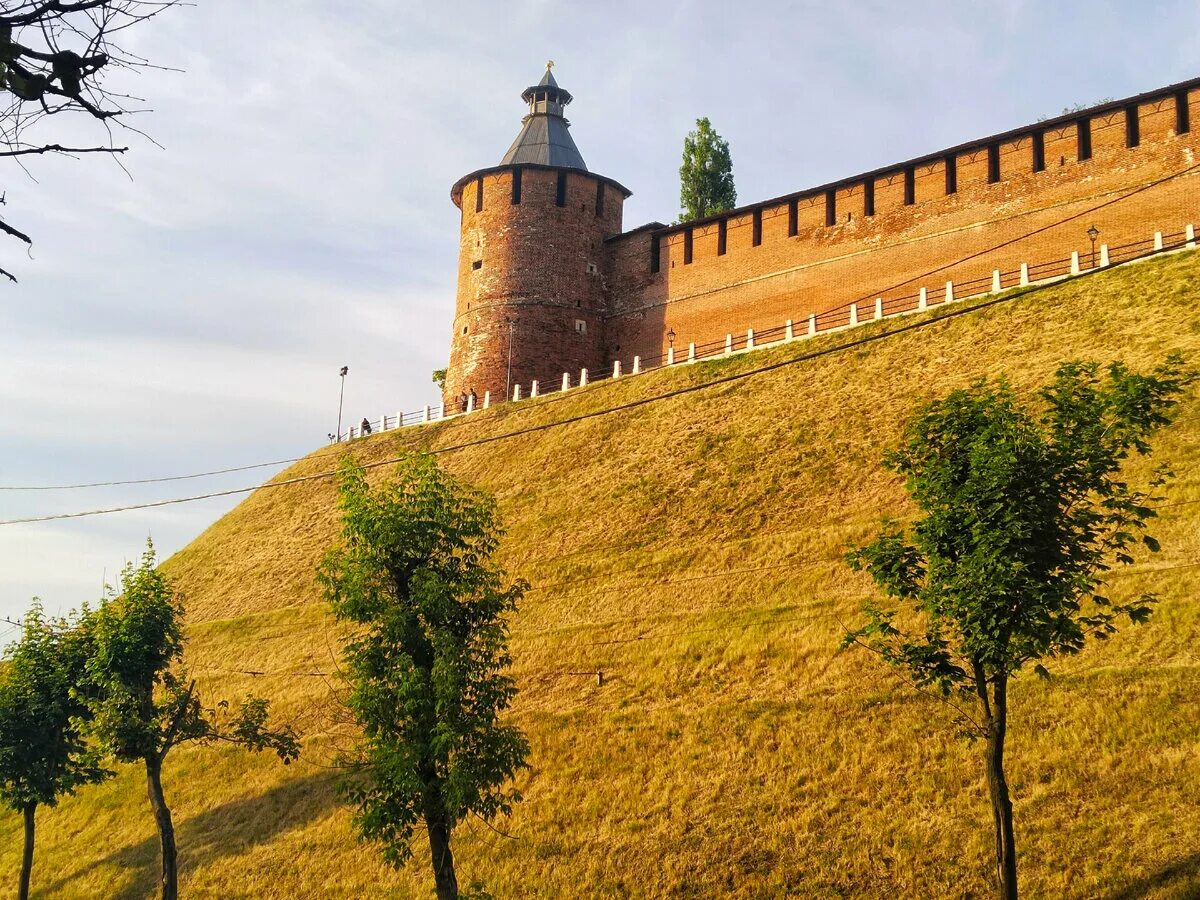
[546, 59, 555, 70]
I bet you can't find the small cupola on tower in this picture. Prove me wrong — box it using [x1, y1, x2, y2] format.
[500, 62, 587, 170]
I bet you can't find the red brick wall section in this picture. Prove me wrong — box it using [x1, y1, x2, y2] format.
[445, 166, 625, 403]
[445, 82, 1200, 396]
[604, 84, 1200, 365]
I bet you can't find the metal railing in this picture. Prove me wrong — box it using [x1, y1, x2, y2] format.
[335, 223, 1196, 442]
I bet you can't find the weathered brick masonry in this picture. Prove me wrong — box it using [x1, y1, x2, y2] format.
[445, 71, 1200, 403]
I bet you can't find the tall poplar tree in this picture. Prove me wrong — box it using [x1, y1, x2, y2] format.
[679, 117, 736, 221]
[844, 355, 1193, 900]
[319, 455, 529, 900]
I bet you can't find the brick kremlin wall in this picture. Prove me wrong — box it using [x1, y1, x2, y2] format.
[602, 81, 1200, 367]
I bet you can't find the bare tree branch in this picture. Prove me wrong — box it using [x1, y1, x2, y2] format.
[1, 0, 182, 280]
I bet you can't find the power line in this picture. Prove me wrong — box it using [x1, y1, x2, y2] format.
[0, 266, 1177, 527]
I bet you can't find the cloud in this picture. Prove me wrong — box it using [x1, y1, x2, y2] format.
[1, 0, 1195, 619]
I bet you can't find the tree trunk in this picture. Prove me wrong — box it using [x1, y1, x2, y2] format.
[18, 802, 35, 900]
[145, 755, 179, 900]
[983, 677, 1018, 900]
[425, 811, 459, 900]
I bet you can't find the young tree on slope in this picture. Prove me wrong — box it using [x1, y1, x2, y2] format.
[0, 0, 182, 281]
[319, 455, 529, 900]
[0, 603, 110, 900]
[843, 355, 1193, 900]
[679, 116, 735, 222]
[82, 542, 299, 900]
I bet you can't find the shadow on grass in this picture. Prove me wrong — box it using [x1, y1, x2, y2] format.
[1103, 851, 1200, 900]
[38, 770, 337, 899]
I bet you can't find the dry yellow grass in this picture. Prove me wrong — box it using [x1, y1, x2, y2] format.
[3, 251, 1200, 898]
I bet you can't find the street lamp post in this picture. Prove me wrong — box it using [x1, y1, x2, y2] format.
[667, 327, 676, 365]
[336, 365, 349, 441]
[1087, 224, 1100, 269]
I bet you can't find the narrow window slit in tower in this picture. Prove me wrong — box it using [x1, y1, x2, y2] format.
[1031, 130, 1046, 173]
[752, 209, 763, 246]
[1125, 104, 1140, 148]
[987, 143, 1000, 183]
[825, 190, 836, 227]
[903, 167, 915, 205]
[595, 181, 605, 217]
[1176, 90, 1191, 135]
[475, 176, 483, 213]
[511, 168, 522, 204]
[863, 179, 875, 217]
[717, 218, 727, 255]
[472, 260, 482, 270]
[683, 228, 694, 264]
[945, 154, 957, 194]
[787, 198, 798, 236]
[555, 171, 567, 207]
[1077, 117, 1092, 161]
[650, 234, 661, 273]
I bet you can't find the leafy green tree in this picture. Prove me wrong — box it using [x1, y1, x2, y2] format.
[319, 455, 529, 900]
[0, 603, 109, 900]
[844, 356, 1193, 900]
[679, 117, 736, 222]
[82, 542, 300, 900]
[432, 369, 448, 391]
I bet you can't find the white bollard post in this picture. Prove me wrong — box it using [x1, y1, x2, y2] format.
[667, 347, 675, 366]
[785, 319, 794, 340]
[1020, 263, 1029, 287]
[613, 360, 622, 378]
[746, 328, 755, 349]
[1154, 231, 1164, 251]
[483, 390, 491, 409]
[423, 405, 431, 423]
[1071, 251, 1081, 275]
[808, 314, 817, 336]
[1187, 224, 1196, 249]
[395, 411, 403, 428]
[381, 414, 388, 431]
[992, 269, 1002, 293]
[918, 288, 927, 311]
[513, 384, 522, 402]
[531, 380, 539, 398]
[632, 356, 641, 374]
[466, 393, 475, 413]
[562, 372, 570, 391]
[849, 304, 858, 326]
[945, 281, 955, 303]
[1100, 244, 1110, 267]
[580, 368, 589, 387]
[688, 342, 696, 362]
[724, 334, 733, 356]
[875, 298, 883, 320]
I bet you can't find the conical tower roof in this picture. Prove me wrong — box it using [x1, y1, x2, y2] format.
[500, 62, 587, 170]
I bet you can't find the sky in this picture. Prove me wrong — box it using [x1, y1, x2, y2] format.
[0, 0, 1197, 626]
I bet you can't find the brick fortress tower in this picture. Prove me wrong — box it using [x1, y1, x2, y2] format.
[445, 64, 632, 405]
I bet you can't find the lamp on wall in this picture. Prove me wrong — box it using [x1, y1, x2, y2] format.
[505, 317, 515, 400]
[1087, 224, 1100, 268]
[667, 328, 676, 350]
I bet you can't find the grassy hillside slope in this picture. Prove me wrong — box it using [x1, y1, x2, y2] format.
[4, 252, 1200, 898]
